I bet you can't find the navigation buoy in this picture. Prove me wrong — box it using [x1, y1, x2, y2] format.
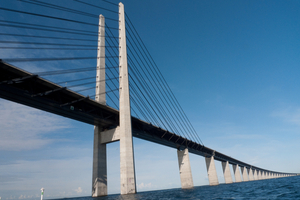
[41, 188, 44, 200]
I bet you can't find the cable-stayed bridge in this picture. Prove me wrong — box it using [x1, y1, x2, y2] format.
[0, 0, 298, 197]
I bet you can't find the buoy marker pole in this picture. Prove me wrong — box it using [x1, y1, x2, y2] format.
[41, 188, 44, 200]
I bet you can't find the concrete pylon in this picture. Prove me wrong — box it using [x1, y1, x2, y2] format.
[265, 171, 268, 179]
[247, 168, 254, 181]
[92, 14, 107, 197]
[262, 171, 265, 179]
[253, 169, 258, 180]
[241, 167, 249, 181]
[205, 156, 219, 185]
[222, 161, 233, 184]
[177, 148, 194, 189]
[232, 164, 242, 182]
[119, 2, 137, 195]
[258, 170, 262, 180]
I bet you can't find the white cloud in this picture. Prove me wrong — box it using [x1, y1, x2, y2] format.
[0, 154, 92, 199]
[271, 107, 300, 126]
[17, 195, 34, 200]
[0, 99, 69, 151]
[74, 187, 82, 194]
[137, 182, 153, 190]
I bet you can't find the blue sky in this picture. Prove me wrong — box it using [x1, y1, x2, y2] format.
[1, 0, 300, 199]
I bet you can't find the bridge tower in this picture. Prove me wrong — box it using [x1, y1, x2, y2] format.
[92, 3, 136, 197]
[119, 2, 137, 195]
[92, 14, 107, 197]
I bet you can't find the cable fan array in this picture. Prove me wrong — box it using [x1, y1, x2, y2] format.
[0, 0, 203, 145]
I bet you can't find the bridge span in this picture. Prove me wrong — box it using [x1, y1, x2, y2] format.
[0, 1, 298, 197]
[0, 55, 297, 196]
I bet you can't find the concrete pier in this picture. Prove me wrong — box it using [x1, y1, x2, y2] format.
[264, 172, 267, 179]
[222, 161, 233, 184]
[262, 171, 265, 179]
[92, 14, 107, 197]
[241, 167, 249, 181]
[205, 156, 219, 185]
[232, 164, 242, 182]
[247, 168, 254, 181]
[258, 170, 262, 180]
[253, 169, 258, 180]
[177, 148, 194, 189]
[265, 171, 268, 179]
[119, 2, 137, 194]
[92, 126, 107, 196]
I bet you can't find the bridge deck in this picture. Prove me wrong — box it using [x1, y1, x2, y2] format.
[0, 60, 290, 174]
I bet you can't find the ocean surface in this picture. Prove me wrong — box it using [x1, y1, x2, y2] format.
[55, 176, 300, 200]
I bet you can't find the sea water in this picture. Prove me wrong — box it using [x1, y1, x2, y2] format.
[54, 176, 300, 200]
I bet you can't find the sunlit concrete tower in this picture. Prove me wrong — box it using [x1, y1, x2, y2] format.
[92, 2, 136, 197]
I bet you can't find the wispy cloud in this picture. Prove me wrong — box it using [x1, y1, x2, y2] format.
[0, 99, 69, 151]
[137, 182, 154, 190]
[271, 107, 300, 126]
[0, 153, 92, 199]
[74, 187, 82, 194]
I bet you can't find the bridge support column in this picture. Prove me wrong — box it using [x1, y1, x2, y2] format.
[205, 156, 219, 186]
[119, 2, 136, 195]
[92, 127, 107, 197]
[258, 171, 262, 180]
[262, 171, 266, 179]
[253, 169, 258, 180]
[232, 164, 242, 182]
[177, 148, 194, 189]
[222, 161, 233, 184]
[92, 14, 107, 197]
[247, 168, 254, 181]
[241, 167, 249, 181]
